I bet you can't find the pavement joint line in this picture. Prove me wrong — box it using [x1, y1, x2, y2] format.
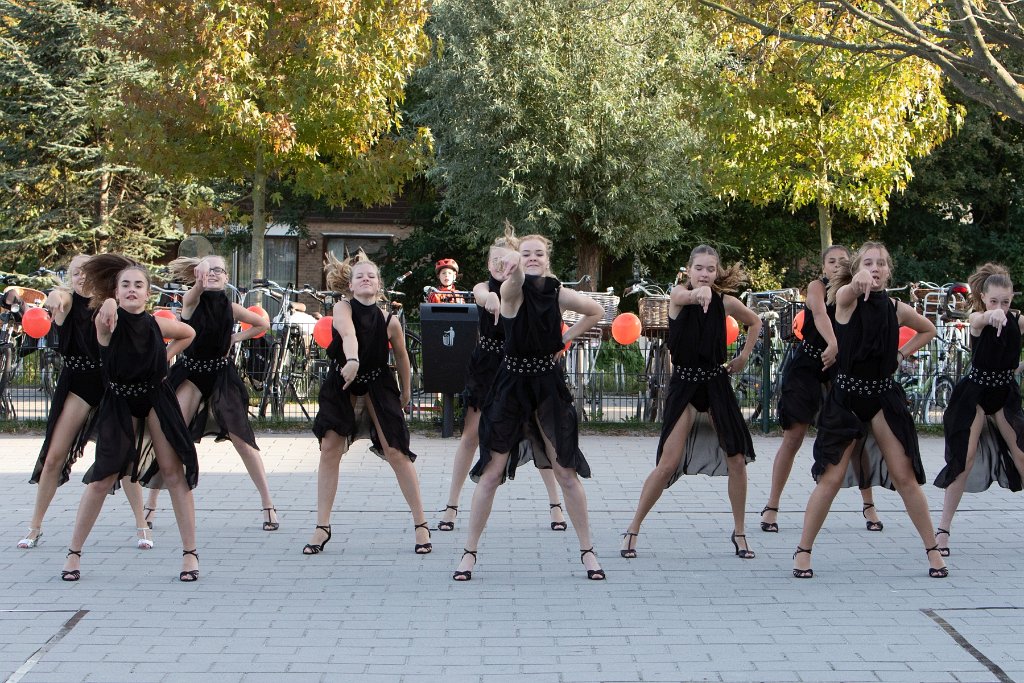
[921, 608, 1016, 683]
[3, 609, 88, 683]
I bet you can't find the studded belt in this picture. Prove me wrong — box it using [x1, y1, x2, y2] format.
[501, 353, 559, 377]
[967, 367, 1016, 387]
[181, 355, 230, 373]
[799, 340, 824, 360]
[352, 367, 384, 385]
[108, 381, 154, 398]
[63, 355, 100, 372]
[835, 373, 894, 397]
[673, 365, 726, 382]
[477, 335, 503, 354]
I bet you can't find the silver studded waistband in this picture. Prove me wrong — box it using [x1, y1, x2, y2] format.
[835, 373, 894, 397]
[673, 365, 727, 382]
[966, 367, 1016, 387]
[352, 367, 384, 385]
[799, 340, 824, 360]
[501, 353, 559, 377]
[181, 355, 230, 373]
[108, 381, 154, 398]
[63, 355, 100, 372]
[477, 336, 504, 354]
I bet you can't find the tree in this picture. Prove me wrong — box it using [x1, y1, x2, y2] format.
[107, 0, 432, 279]
[412, 0, 708, 288]
[691, 0, 1024, 124]
[0, 0, 198, 271]
[692, 19, 959, 250]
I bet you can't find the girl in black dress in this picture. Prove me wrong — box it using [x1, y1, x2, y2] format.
[933, 263, 1024, 556]
[142, 255, 279, 532]
[303, 253, 430, 555]
[619, 245, 761, 561]
[20, 255, 151, 551]
[760, 246, 884, 534]
[60, 255, 201, 582]
[436, 227, 567, 533]
[792, 242, 947, 579]
[452, 234, 605, 581]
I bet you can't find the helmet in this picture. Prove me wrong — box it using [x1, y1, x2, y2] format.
[435, 258, 459, 274]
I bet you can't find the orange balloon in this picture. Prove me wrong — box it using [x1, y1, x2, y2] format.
[725, 315, 739, 345]
[611, 312, 642, 345]
[313, 316, 334, 349]
[240, 305, 269, 339]
[561, 322, 571, 351]
[898, 326, 916, 349]
[792, 309, 805, 341]
[153, 309, 176, 320]
[22, 307, 51, 339]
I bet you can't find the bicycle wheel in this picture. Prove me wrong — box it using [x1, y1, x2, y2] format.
[286, 333, 309, 401]
[922, 375, 955, 425]
[40, 349, 62, 400]
[0, 344, 15, 418]
[404, 331, 422, 396]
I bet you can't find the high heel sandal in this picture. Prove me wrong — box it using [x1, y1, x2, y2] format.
[620, 531, 639, 559]
[792, 546, 813, 578]
[414, 522, 432, 554]
[580, 548, 606, 580]
[549, 503, 567, 531]
[862, 503, 884, 531]
[179, 549, 199, 582]
[17, 528, 42, 549]
[453, 549, 477, 581]
[302, 525, 332, 555]
[262, 507, 279, 531]
[760, 505, 779, 533]
[437, 505, 458, 531]
[143, 507, 156, 530]
[61, 549, 81, 582]
[136, 527, 153, 550]
[926, 546, 949, 578]
[730, 532, 755, 559]
[935, 528, 950, 557]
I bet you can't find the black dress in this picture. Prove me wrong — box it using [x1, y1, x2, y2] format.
[473, 275, 590, 484]
[312, 299, 416, 461]
[934, 315, 1024, 492]
[777, 278, 835, 429]
[85, 309, 198, 489]
[655, 291, 754, 487]
[30, 292, 104, 486]
[463, 277, 504, 410]
[167, 291, 257, 448]
[812, 291, 924, 488]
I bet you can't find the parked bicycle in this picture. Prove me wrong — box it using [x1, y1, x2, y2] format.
[560, 275, 619, 421]
[625, 277, 673, 422]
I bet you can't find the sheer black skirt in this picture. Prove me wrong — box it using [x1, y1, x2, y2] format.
[313, 368, 416, 461]
[31, 368, 103, 486]
[168, 362, 258, 449]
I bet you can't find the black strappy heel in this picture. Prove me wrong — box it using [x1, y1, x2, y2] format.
[61, 549, 82, 582]
[262, 507, 279, 531]
[620, 531, 639, 559]
[549, 503, 567, 531]
[731, 532, 755, 559]
[437, 505, 458, 531]
[414, 522, 432, 554]
[179, 549, 199, 582]
[792, 546, 813, 578]
[453, 549, 477, 581]
[926, 546, 949, 578]
[863, 503, 884, 531]
[760, 505, 779, 533]
[302, 525, 332, 555]
[580, 548, 606, 580]
[143, 507, 156, 530]
[935, 528, 950, 557]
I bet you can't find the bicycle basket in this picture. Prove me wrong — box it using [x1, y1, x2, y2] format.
[639, 296, 670, 331]
[779, 302, 804, 342]
[562, 292, 620, 327]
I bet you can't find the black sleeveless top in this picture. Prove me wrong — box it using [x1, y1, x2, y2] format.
[57, 292, 101, 361]
[835, 290, 899, 379]
[503, 275, 562, 356]
[971, 312, 1022, 371]
[101, 309, 167, 385]
[478, 277, 504, 342]
[801, 277, 836, 351]
[667, 290, 727, 368]
[326, 298, 389, 371]
[182, 291, 232, 359]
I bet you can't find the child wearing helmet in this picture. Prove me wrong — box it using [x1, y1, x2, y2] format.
[428, 258, 465, 303]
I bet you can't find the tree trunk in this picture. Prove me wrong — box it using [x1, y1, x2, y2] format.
[816, 201, 832, 253]
[251, 157, 267, 281]
[575, 234, 600, 292]
[95, 170, 110, 228]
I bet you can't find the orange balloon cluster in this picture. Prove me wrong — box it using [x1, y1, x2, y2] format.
[240, 305, 270, 339]
[560, 322, 571, 351]
[898, 326, 916, 349]
[152, 309, 176, 343]
[725, 315, 739, 345]
[611, 313, 642, 345]
[313, 316, 334, 348]
[22, 307, 51, 339]
[792, 310, 805, 340]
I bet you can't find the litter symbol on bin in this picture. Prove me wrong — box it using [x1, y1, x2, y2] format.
[442, 326, 455, 347]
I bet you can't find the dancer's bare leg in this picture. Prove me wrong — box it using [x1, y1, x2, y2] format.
[365, 399, 428, 549]
[146, 410, 198, 578]
[438, 407, 481, 529]
[454, 450, 511, 575]
[762, 422, 808, 529]
[305, 430, 348, 549]
[61, 472, 119, 576]
[793, 442, 855, 573]
[936, 407, 986, 553]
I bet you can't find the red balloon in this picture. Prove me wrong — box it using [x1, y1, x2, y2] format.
[611, 312, 642, 345]
[898, 325, 916, 350]
[792, 309, 805, 341]
[561, 322, 571, 351]
[22, 307, 51, 339]
[240, 305, 269, 339]
[313, 316, 334, 349]
[725, 315, 740, 345]
[153, 308, 176, 320]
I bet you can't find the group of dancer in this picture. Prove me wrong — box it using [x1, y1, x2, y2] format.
[15, 231, 1024, 583]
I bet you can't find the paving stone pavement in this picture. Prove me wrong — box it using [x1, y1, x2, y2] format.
[0, 431, 1021, 683]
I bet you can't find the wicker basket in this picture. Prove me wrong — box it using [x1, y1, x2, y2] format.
[639, 296, 670, 331]
[562, 292, 620, 327]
